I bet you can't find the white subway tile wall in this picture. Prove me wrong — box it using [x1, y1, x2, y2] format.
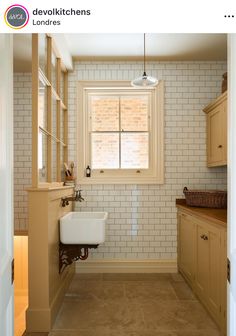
[14, 73, 32, 232]
[13, 62, 227, 262]
[69, 61, 227, 260]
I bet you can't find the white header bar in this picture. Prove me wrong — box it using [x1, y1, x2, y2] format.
[0, 0, 236, 33]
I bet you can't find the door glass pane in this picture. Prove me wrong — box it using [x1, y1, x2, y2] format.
[38, 130, 47, 182]
[38, 79, 47, 129]
[38, 34, 47, 75]
[121, 133, 149, 168]
[90, 96, 119, 131]
[121, 96, 149, 131]
[91, 133, 119, 169]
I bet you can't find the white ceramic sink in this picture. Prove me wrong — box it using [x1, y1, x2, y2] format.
[60, 211, 108, 244]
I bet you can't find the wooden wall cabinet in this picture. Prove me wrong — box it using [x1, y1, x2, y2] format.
[177, 208, 227, 335]
[203, 92, 227, 167]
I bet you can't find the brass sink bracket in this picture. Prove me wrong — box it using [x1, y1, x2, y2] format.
[59, 243, 98, 273]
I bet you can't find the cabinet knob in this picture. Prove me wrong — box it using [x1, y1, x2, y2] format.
[218, 145, 223, 148]
[200, 234, 208, 240]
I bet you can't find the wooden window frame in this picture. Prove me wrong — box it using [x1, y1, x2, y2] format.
[77, 80, 164, 184]
[32, 34, 68, 188]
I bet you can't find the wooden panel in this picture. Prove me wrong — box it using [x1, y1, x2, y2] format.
[208, 227, 221, 322]
[204, 92, 227, 167]
[26, 188, 74, 332]
[222, 100, 227, 163]
[221, 230, 227, 333]
[195, 223, 209, 299]
[177, 207, 227, 335]
[32, 34, 39, 187]
[178, 213, 195, 283]
[207, 106, 223, 165]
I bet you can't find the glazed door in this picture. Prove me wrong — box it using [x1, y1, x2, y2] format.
[0, 34, 14, 336]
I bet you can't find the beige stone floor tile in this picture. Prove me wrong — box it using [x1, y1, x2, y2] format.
[53, 300, 145, 331]
[170, 281, 196, 300]
[141, 300, 218, 331]
[125, 281, 178, 302]
[170, 272, 185, 282]
[23, 333, 49, 336]
[72, 273, 103, 281]
[50, 329, 220, 336]
[51, 273, 221, 336]
[49, 330, 176, 336]
[175, 332, 220, 336]
[102, 273, 172, 281]
[66, 280, 125, 302]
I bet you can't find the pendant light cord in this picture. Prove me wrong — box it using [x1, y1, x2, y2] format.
[144, 33, 146, 74]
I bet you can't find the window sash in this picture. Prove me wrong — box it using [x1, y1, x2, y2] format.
[90, 131, 149, 170]
[88, 91, 151, 171]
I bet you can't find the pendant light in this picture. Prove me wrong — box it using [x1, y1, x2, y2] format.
[131, 33, 158, 87]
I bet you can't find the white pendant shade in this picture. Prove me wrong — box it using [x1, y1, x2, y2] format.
[131, 72, 158, 87]
[131, 34, 158, 88]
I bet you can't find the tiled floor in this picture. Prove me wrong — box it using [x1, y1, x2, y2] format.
[50, 273, 220, 336]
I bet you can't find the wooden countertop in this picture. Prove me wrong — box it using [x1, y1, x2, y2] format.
[176, 199, 227, 228]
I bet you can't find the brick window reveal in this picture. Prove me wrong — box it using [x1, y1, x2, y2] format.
[77, 81, 164, 184]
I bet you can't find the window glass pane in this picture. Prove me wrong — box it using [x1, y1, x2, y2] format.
[38, 79, 47, 129]
[121, 96, 149, 131]
[121, 133, 149, 169]
[90, 96, 119, 131]
[39, 34, 47, 75]
[51, 51, 57, 90]
[92, 133, 119, 169]
[51, 138, 57, 182]
[60, 107, 64, 143]
[38, 130, 47, 182]
[60, 71, 65, 103]
[52, 93, 57, 136]
[60, 144, 64, 181]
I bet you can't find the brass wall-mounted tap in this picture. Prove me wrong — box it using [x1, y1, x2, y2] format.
[61, 188, 84, 207]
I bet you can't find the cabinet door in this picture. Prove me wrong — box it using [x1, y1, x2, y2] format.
[221, 100, 227, 164]
[195, 221, 221, 323]
[178, 213, 195, 284]
[195, 223, 209, 298]
[207, 101, 227, 167]
[220, 230, 227, 333]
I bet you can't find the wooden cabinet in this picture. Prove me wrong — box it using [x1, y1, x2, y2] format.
[177, 207, 227, 335]
[178, 212, 195, 284]
[195, 221, 221, 323]
[203, 92, 227, 167]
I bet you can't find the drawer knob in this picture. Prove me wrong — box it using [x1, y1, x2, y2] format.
[200, 234, 208, 240]
[218, 145, 223, 148]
